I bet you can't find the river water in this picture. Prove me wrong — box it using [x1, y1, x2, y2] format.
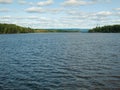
[0, 33, 120, 90]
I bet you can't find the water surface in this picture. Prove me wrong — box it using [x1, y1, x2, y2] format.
[0, 33, 120, 90]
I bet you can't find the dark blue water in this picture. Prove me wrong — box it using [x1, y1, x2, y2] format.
[0, 33, 120, 90]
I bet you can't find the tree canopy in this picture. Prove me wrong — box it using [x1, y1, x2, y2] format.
[0, 23, 80, 34]
[0, 23, 34, 34]
[89, 25, 120, 33]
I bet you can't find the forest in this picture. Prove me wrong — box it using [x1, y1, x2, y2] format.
[0, 23, 35, 34]
[0, 23, 80, 34]
[89, 25, 120, 33]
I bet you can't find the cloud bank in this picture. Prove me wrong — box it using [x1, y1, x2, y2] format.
[0, 0, 119, 28]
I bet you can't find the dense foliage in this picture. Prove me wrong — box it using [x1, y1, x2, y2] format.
[0, 23, 80, 34]
[89, 25, 120, 33]
[0, 23, 34, 34]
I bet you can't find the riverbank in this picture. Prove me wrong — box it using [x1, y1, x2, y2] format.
[0, 23, 80, 34]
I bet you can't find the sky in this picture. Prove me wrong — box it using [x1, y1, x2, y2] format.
[0, 0, 120, 29]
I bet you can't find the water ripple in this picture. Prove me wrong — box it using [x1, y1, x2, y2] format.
[0, 33, 120, 90]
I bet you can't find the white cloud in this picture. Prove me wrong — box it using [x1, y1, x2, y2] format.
[112, 20, 120, 23]
[25, 7, 45, 13]
[0, 16, 11, 19]
[62, 9, 114, 27]
[0, 8, 10, 12]
[18, 0, 34, 5]
[47, 8, 64, 13]
[62, 0, 91, 6]
[114, 8, 120, 11]
[0, 0, 118, 29]
[0, 0, 13, 4]
[62, 15, 87, 20]
[0, 16, 48, 21]
[18, 0, 26, 4]
[66, 10, 88, 16]
[62, 0, 112, 6]
[95, 11, 112, 16]
[27, 16, 39, 19]
[25, 7, 63, 13]
[37, 0, 53, 6]
[115, 12, 120, 17]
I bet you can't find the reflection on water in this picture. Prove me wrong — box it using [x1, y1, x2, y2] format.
[0, 33, 120, 90]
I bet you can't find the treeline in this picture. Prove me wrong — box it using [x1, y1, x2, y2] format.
[89, 25, 120, 33]
[0, 23, 34, 34]
[35, 29, 80, 33]
[0, 23, 80, 34]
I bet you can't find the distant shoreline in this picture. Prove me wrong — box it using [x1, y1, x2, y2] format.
[0, 23, 80, 34]
[0, 23, 120, 34]
[89, 25, 120, 33]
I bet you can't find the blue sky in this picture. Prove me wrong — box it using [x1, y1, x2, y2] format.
[0, 0, 120, 29]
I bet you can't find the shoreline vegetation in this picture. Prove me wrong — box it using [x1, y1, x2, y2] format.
[89, 25, 120, 33]
[0, 23, 80, 34]
[0, 23, 120, 34]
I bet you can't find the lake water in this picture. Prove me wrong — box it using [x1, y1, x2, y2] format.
[0, 33, 120, 90]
